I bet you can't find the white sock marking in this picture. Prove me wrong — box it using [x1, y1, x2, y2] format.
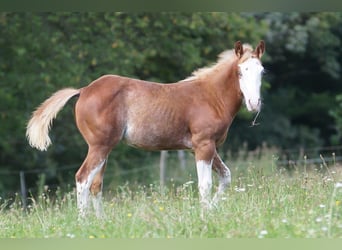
[76, 159, 105, 218]
[196, 160, 213, 208]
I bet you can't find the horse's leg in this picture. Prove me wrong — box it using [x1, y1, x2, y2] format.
[194, 141, 215, 210]
[212, 152, 231, 205]
[75, 145, 109, 218]
[90, 158, 107, 218]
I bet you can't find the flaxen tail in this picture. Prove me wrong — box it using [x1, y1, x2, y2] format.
[26, 88, 80, 151]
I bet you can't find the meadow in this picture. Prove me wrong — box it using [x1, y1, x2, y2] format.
[0, 149, 342, 239]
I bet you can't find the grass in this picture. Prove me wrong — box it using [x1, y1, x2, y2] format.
[1, 151, 342, 238]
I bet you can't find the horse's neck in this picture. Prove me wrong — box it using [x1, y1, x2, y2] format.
[204, 62, 242, 117]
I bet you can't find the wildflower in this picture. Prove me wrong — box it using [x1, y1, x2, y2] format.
[183, 181, 194, 187]
[66, 233, 75, 239]
[315, 217, 322, 223]
[159, 206, 164, 211]
[260, 230, 268, 235]
[258, 230, 268, 238]
[336, 200, 341, 206]
[281, 218, 288, 224]
[235, 187, 246, 192]
[335, 182, 342, 188]
[319, 204, 326, 208]
[127, 213, 132, 217]
[89, 235, 95, 239]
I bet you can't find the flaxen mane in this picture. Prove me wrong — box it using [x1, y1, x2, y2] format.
[182, 44, 253, 81]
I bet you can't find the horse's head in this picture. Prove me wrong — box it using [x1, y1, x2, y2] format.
[235, 41, 265, 112]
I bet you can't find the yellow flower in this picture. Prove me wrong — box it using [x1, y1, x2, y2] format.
[336, 200, 341, 206]
[127, 213, 132, 217]
[159, 206, 164, 211]
[89, 235, 95, 239]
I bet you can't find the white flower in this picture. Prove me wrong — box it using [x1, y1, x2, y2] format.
[260, 230, 268, 235]
[235, 187, 246, 192]
[66, 233, 75, 238]
[319, 204, 326, 208]
[335, 182, 342, 188]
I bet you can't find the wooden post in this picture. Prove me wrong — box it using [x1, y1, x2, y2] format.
[160, 151, 168, 187]
[177, 150, 186, 170]
[19, 171, 27, 211]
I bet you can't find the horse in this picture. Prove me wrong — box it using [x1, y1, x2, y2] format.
[26, 41, 265, 218]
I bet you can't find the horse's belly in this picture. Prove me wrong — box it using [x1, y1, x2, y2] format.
[123, 123, 192, 150]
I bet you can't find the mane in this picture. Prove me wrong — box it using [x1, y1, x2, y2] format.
[182, 44, 253, 81]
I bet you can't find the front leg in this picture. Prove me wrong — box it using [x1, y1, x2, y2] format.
[196, 159, 213, 209]
[193, 140, 216, 211]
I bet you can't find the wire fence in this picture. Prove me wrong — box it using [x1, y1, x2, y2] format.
[1, 145, 342, 209]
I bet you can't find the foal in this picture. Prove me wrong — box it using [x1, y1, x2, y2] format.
[26, 41, 265, 217]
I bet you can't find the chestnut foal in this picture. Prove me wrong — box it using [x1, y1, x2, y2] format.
[27, 41, 265, 217]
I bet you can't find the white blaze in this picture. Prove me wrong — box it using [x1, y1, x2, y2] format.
[238, 58, 264, 112]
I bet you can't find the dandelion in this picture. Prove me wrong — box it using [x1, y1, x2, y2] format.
[336, 200, 341, 206]
[159, 206, 164, 211]
[89, 235, 95, 239]
[127, 213, 132, 217]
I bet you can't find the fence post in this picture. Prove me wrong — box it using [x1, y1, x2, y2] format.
[19, 171, 27, 211]
[160, 151, 168, 187]
[177, 150, 186, 170]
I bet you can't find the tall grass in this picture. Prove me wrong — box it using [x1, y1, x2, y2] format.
[1, 149, 342, 238]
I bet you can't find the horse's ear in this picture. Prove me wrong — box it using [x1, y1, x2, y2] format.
[234, 41, 243, 58]
[255, 40, 265, 58]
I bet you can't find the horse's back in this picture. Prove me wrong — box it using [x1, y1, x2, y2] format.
[75, 75, 193, 150]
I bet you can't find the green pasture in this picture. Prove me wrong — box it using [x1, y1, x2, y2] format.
[1, 151, 341, 238]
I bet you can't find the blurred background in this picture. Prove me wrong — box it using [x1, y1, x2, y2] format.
[0, 12, 341, 200]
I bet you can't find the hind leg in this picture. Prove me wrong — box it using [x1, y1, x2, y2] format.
[75, 146, 110, 218]
[90, 159, 107, 218]
[212, 152, 231, 205]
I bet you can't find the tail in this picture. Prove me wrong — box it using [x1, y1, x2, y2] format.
[26, 88, 80, 151]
